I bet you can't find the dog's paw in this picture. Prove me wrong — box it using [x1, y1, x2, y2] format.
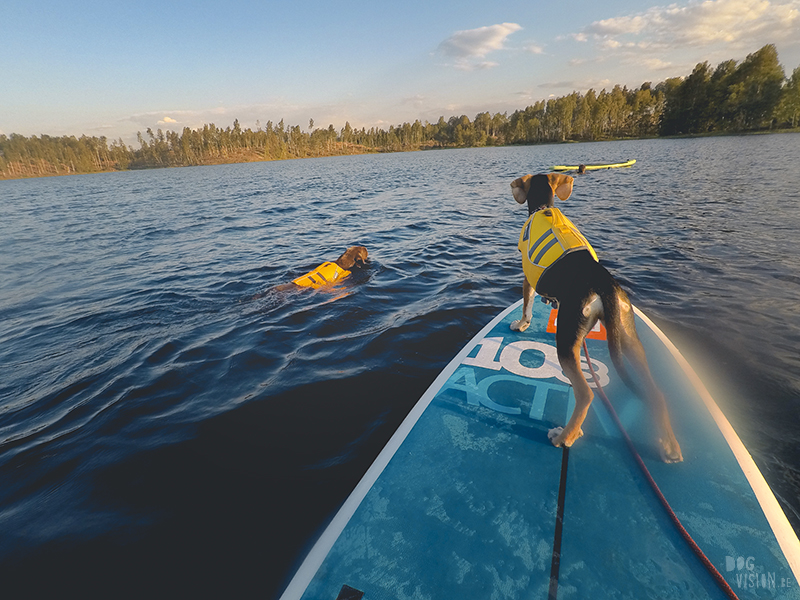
[510, 318, 531, 332]
[548, 426, 584, 448]
[659, 438, 684, 463]
[547, 427, 564, 442]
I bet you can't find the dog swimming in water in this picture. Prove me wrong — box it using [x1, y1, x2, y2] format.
[284, 246, 368, 290]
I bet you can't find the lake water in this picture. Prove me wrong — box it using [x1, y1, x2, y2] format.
[1, 134, 799, 598]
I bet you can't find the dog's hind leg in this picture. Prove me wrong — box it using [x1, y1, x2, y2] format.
[511, 278, 535, 332]
[548, 300, 598, 448]
[605, 288, 683, 463]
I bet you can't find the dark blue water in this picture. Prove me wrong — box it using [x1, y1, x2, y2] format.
[2, 135, 799, 598]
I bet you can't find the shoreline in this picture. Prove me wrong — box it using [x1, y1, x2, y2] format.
[2, 128, 798, 182]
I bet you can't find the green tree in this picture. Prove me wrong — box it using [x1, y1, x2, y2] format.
[434, 116, 451, 145]
[708, 59, 737, 130]
[630, 84, 661, 137]
[474, 112, 492, 143]
[606, 85, 629, 137]
[725, 44, 785, 129]
[776, 66, 800, 128]
[341, 121, 353, 144]
[681, 62, 713, 133]
[658, 77, 687, 135]
[591, 89, 612, 138]
[573, 91, 594, 139]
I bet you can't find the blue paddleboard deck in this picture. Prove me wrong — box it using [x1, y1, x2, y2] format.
[280, 299, 800, 599]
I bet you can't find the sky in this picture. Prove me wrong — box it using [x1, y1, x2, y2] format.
[2, 0, 799, 144]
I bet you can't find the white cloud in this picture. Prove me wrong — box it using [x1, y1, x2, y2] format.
[578, 0, 800, 51]
[438, 22, 522, 70]
[586, 15, 648, 36]
[643, 58, 674, 70]
[454, 60, 499, 71]
[401, 95, 426, 107]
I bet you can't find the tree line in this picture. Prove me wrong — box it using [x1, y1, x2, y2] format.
[2, 44, 799, 180]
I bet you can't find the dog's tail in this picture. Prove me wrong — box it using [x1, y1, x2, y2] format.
[599, 284, 645, 399]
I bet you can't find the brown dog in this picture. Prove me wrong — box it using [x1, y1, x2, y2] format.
[510, 173, 682, 462]
[287, 246, 368, 289]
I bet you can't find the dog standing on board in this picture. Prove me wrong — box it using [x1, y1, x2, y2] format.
[510, 173, 682, 463]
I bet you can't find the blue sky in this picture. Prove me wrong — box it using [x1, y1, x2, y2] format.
[3, 0, 799, 144]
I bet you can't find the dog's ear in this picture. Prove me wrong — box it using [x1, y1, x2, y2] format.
[511, 175, 532, 204]
[547, 173, 574, 201]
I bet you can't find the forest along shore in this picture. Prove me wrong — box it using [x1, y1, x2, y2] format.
[2, 44, 799, 181]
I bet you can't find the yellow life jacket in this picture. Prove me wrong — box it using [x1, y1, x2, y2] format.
[292, 261, 351, 289]
[519, 207, 598, 292]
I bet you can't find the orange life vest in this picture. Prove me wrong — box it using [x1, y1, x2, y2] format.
[519, 208, 598, 292]
[292, 262, 350, 289]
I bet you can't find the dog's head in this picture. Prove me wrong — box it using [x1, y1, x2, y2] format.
[511, 173, 574, 214]
[336, 246, 369, 270]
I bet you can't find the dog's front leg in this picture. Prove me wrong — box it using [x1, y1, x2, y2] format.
[549, 345, 592, 448]
[510, 278, 534, 332]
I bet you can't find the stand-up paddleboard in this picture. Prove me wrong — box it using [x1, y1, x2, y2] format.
[279, 298, 800, 600]
[553, 159, 636, 171]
